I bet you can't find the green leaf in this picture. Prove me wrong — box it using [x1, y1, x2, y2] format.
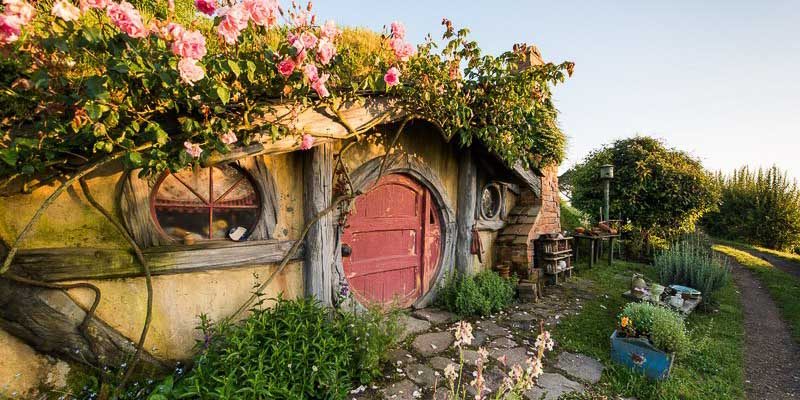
[85, 76, 109, 100]
[228, 60, 241, 77]
[0, 149, 18, 166]
[126, 151, 144, 167]
[145, 122, 169, 146]
[84, 103, 105, 121]
[246, 61, 257, 82]
[31, 70, 49, 89]
[216, 85, 230, 105]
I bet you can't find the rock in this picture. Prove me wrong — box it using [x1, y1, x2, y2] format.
[472, 331, 489, 347]
[555, 352, 604, 384]
[489, 347, 529, 370]
[387, 349, 416, 366]
[380, 379, 422, 400]
[476, 321, 508, 337]
[488, 337, 518, 349]
[412, 332, 454, 356]
[510, 312, 537, 322]
[524, 373, 585, 400]
[460, 349, 483, 366]
[404, 363, 438, 388]
[429, 356, 457, 371]
[398, 315, 432, 341]
[411, 308, 457, 325]
[465, 366, 507, 397]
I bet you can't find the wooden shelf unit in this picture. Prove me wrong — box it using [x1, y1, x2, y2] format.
[534, 236, 574, 285]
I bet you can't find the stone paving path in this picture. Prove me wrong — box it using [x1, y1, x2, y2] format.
[352, 278, 607, 400]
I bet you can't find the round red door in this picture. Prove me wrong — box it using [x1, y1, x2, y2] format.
[342, 174, 442, 307]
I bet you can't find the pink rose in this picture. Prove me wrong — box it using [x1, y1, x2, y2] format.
[295, 49, 307, 64]
[172, 29, 206, 59]
[315, 39, 335, 65]
[292, 10, 308, 27]
[0, 14, 21, 44]
[184, 141, 203, 158]
[107, 1, 147, 38]
[222, 3, 249, 30]
[303, 63, 318, 82]
[390, 21, 405, 40]
[217, 14, 242, 44]
[80, 0, 108, 12]
[243, 0, 277, 27]
[220, 131, 237, 145]
[300, 31, 318, 49]
[299, 134, 314, 150]
[194, 0, 215, 16]
[277, 58, 296, 78]
[51, 0, 81, 22]
[320, 20, 339, 40]
[4, 0, 35, 24]
[161, 22, 184, 40]
[311, 74, 329, 98]
[390, 38, 416, 62]
[177, 58, 204, 85]
[384, 66, 400, 87]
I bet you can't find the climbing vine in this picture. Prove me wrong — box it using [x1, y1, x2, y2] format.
[0, 0, 572, 188]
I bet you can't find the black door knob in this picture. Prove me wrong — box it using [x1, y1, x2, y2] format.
[341, 243, 352, 257]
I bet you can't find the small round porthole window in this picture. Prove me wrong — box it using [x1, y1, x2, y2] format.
[480, 183, 503, 220]
[151, 164, 261, 241]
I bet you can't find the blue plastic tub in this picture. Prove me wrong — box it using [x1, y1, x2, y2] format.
[610, 330, 674, 380]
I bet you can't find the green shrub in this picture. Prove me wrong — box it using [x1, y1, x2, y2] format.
[151, 297, 399, 400]
[703, 166, 800, 252]
[560, 201, 588, 232]
[437, 270, 516, 316]
[563, 136, 718, 257]
[655, 238, 730, 302]
[620, 302, 690, 357]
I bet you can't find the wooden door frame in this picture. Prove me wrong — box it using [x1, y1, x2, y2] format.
[335, 153, 456, 309]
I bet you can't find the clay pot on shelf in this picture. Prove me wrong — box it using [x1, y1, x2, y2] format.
[495, 264, 511, 279]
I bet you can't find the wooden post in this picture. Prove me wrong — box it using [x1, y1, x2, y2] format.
[303, 143, 335, 305]
[456, 149, 477, 275]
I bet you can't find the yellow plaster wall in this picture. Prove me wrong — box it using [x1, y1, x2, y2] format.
[67, 261, 303, 361]
[340, 123, 460, 211]
[0, 153, 306, 392]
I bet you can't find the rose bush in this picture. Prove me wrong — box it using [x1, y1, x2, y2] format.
[0, 0, 572, 186]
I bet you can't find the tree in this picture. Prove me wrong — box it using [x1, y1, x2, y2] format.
[565, 136, 717, 240]
[702, 166, 800, 251]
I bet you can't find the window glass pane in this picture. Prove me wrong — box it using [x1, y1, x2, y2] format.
[152, 164, 261, 241]
[157, 167, 210, 204]
[155, 207, 209, 240]
[212, 208, 259, 239]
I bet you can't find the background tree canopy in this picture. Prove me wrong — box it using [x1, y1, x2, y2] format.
[563, 136, 718, 239]
[702, 166, 800, 252]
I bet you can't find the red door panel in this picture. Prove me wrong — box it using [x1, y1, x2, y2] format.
[342, 174, 442, 307]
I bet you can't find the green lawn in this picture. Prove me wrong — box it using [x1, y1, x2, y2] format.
[713, 244, 800, 343]
[714, 238, 800, 264]
[554, 260, 745, 400]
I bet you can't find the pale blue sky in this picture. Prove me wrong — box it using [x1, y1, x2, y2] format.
[314, 1, 800, 178]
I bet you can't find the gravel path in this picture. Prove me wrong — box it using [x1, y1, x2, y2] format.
[741, 248, 800, 280]
[726, 255, 800, 399]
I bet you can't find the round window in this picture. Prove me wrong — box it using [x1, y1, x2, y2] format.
[480, 183, 502, 220]
[151, 164, 261, 241]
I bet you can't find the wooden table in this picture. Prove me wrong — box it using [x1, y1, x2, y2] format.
[622, 291, 702, 315]
[573, 233, 620, 267]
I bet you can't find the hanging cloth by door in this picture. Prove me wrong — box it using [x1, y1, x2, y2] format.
[470, 224, 484, 263]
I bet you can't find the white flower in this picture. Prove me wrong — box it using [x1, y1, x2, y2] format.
[452, 321, 474, 348]
[444, 363, 458, 382]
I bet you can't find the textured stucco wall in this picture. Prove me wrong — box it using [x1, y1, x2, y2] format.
[340, 122, 460, 212]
